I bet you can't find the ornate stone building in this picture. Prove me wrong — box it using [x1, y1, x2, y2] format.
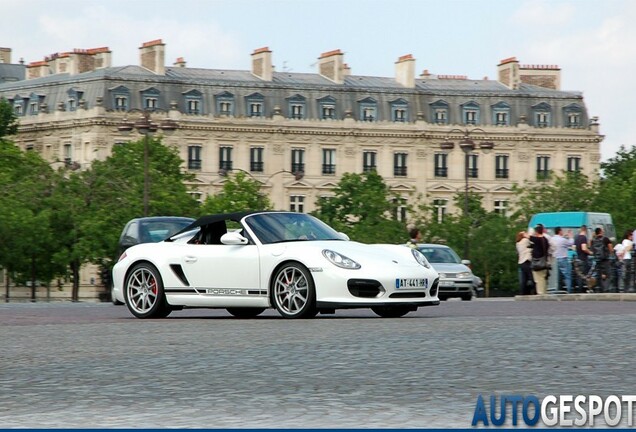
[0, 40, 603, 219]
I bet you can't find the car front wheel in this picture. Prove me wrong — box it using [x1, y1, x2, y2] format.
[371, 306, 412, 318]
[271, 263, 316, 319]
[124, 263, 171, 319]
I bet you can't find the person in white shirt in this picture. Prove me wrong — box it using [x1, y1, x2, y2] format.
[551, 227, 575, 293]
[622, 230, 634, 292]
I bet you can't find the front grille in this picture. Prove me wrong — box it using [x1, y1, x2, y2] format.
[389, 292, 427, 298]
[430, 278, 439, 297]
[347, 279, 383, 298]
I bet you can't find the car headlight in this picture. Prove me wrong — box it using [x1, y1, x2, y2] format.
[457, 271, 472, 279]
[412, 249, 431, 269]
[322, 250, 361, 269]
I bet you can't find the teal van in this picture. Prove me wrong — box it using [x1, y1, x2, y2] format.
[528, 212, 615, 240]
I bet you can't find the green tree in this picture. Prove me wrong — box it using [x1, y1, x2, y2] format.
[312, 171, 407, 243]
[595, 146, 636, 235]
[0, 97, 18, 139]
[201, 171, 272, 214]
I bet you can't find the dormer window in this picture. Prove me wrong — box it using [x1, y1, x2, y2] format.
[492, 101, 510, 126]
[68, 98, 76, 111]
[359, 97, 377, 122]
[215, 91, 234, 116]
[430, 100, 449, 124]
[29, 102, 38, 115]
[245, 92, 265, 118]
[564, 103, 583, 128]
[390, 98, 408, 122]
[141, 87, 161, 111]
[532, 102, 552, 128]
[318, 95, 337, 120]
[287, 94, 306, 120]
[115, 96, 128, 111]
[461, 101, 480, 125]
[110, 85, 129, 111]
[183, 89, 203, 115]
[145, 98, 158, 110]
[67, 88, 83, 112]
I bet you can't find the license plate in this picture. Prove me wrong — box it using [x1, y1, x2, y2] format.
[395, 278, 428, 289]
[440, 280, 454, 287]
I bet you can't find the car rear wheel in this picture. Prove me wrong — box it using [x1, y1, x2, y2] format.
[271, 263, 316, 319]
[371, 306, 412, 318]
[461, 293, 473, 301]
[226, 307, 266, 318]
[124, 263, 171, 319]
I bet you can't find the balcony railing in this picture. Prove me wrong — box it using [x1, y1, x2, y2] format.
[363, 165, 376, 173]
[322, 164, 336, 175]
[291, 163, 305, 173]
[495, 168, 509, 179]
[220, 161, 233, 170]
[468, 168, 478, 178]
[537, 170, 551, 180]
[250, 161, 264, 172]
[394, 166, 407, 177]
[434, 167, 448, 177]
[188, 159, 202, 170]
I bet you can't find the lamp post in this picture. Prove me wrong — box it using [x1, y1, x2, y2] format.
[440, 128, 494, 259]
[118, 110, 178, 216]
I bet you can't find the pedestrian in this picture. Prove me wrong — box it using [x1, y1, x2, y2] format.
[620, 230, 634, 293]
[529, 225, 551, 295]
[574, 225, 593, 293]
[591, 227, 614, 293]
[406, 226, 421, 248]
[516, 231, 535, 295]
[551, 227, 575, 293]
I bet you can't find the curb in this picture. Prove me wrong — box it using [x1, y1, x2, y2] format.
[515, 293, 636, 301]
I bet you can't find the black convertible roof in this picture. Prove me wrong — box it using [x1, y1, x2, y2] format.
[166, 210, 267, 240]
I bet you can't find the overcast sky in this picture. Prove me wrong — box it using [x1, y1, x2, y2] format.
[4, 0, 634, 161]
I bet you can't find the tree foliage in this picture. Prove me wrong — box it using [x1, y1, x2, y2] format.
[201, 171, 272, 215]
[312, 171, 407, 244]
[0, 97, 18, 139]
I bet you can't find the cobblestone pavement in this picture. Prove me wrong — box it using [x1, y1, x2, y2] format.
[1, 300, 635, 428]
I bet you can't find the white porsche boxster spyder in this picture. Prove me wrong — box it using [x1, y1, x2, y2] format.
[112, 211, 440, 319]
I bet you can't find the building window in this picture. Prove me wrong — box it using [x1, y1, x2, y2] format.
[189, 191, 202, 202]
[394, 152, 408, 177]
[188, 145, 202, 170]
[250, 147, 264, 172]
[430, 100, 449, 125]
[363, 151, 377, 172]
[462, 101, 480, 125]
[359, 97, 377, 122]
[494, 200, 508, 216]
[291, 148, 305, 174]
[14, 101, 23, 115]
[287, 94, 306, 120]
[290, 195, 305, 213]
[391, 99, 408, 122]
[492, 102, 510, 126]
[567, 156, 581, 172]
[532, 102, 551, 127]
[67, 88, 82, 112]
[567, 113, 580, 127]
[495, 155, 509, 179]
[393, 198, 407, 221]
[468, 154, 478, 178]
[187, 99, 200, 115]
[219, 146, 233, 171]
[433, 199, 448, 223]
[215, 91, 234, 116]
[145, 97, 158, 110]
[67, 98, 77, 112]
[246, 93, 265, 118]
[564, 104, 583, 128]
[537, 155, 551, 180]
[318, 96, 337, 120]
[434, 153, 448, 177]
[29, 102, 38, 115]
[114, 95, 128, 111]
[322, 149, 336, 175]
[63, 143, 72, 165]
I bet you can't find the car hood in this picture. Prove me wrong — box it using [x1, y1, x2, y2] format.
[427, 262, 472, 274]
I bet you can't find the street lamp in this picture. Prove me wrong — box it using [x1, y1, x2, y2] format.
[440, 128, 494, 259]
[118, 110, 178, 216]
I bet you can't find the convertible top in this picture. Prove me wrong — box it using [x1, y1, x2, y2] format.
[166, 211, 266, 241]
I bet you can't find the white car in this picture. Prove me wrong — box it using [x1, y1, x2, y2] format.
[112, 211, 440, 319]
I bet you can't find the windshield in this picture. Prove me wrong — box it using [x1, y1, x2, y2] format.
[140, 220, 194, 243]
[245, 213, 344, 245]
[417, 246, 461, 264]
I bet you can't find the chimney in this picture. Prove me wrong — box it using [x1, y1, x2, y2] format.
[173, 57, 187, 68]
[0, 47, 11, 64]
[519, 63, 561, 90]
[318, 49, 345, 84]
[251, 47, 273, 81]
[27, 60, 50, 79]
[68, 47, 112, 74]
[139, 39, 165, 75]
[395, 54, 415, 88]
[497, 56, 520, 89]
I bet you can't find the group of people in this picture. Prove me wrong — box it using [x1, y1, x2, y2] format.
[516, 224, 635, 295]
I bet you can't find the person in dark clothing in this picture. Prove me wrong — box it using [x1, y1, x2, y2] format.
[591, 227, 614, 293]
[529, 225, 551, 295]
[516, 231, 535, 295]
[574, 225, 592, 292]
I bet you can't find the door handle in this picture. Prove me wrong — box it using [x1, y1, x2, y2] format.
[184, 256, 198, 263]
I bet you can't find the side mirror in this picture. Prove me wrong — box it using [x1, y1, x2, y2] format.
[339, 232, 350, 241]
[461, 259, 472, 266]
[220, 231, 248, 245]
